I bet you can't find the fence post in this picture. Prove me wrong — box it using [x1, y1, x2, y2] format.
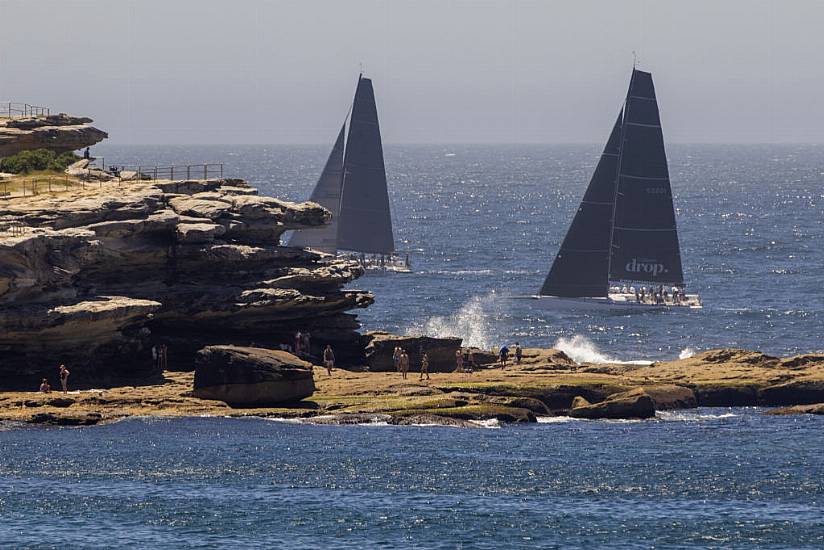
[203, 165, 207, 180]
[171, 166, 174, 180]
[187, 165, 191, 179]
[154, 166, 158, 181]
[220, 164, 223, 178]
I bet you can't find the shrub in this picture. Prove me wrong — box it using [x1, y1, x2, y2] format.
[0, 149, 80, 174]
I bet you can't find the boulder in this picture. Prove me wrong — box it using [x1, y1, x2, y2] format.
[569, 389, 655, 420]
[768, 403, 824, 416]
[364, 331, 462, 372]
[193, 346, 315, 406]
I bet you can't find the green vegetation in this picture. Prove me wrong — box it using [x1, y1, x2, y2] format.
[0, 149, 79, 174]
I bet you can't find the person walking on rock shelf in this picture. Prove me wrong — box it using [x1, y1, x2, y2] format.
[323, 344, 335, 376]
[499, 345, 509, 368]
[419, 352, 430, 381]
[399, 349, 410, 380]
[514, 342, 523, 365]
[454, 349, 464, 373]
[59, 364, 70, 393]
[294, 331, 303, 356]
[393, 346, 402, 372]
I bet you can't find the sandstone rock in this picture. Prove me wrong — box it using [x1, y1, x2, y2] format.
[768, 403, 824, 416]
[391, 413, 478, 428]
[28, 411, 103, 426]
[193, 346, 315, 406]
[0, 114, 107, 157]
[569, 388, 655, 420]
[364, 331, 462, 372]
[0, 178, 372, 388]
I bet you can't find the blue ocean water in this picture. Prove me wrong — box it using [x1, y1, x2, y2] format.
[93, 143, 824, 361]
[1, 411, 823, 548]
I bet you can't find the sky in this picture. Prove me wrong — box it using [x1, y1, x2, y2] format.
[0, 0, 821, 144]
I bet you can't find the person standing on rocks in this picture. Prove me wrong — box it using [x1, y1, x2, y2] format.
[399, 349, 410, 380]
[499, 345, 509, 368]
[454, 349, 464, 373]
[161, 344, 169, 370]
[515, 342, 523, 365]
[39, 378, 51, 393]
[295, 331, 303, 356]
[419, 352, 430, 381]
[323, 344, 335, 376]
[59, 364, 70, 393]
[393, 346, 402, 372]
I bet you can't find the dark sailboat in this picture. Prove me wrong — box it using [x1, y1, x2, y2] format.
[531, 68, 700, 309]
[288, 75, 408, 271]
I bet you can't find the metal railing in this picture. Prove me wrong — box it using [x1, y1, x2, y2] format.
[0, 102, 51, 118]
[129, 163, 224, 181]
[0, 175, 94, 198]
[0, 163, 225, 199]
[0, 217, 26, 236]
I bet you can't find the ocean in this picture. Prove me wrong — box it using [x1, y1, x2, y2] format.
[1, 411, 823, 548]
[4, 143, 820, 549]
[93, 143, 824, 362]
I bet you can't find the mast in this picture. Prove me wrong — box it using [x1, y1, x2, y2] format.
[608, 69, 684, 286]
[540, 110, 623, 297]
[287, 123, 346, 254]
[336, 75, 395, 255]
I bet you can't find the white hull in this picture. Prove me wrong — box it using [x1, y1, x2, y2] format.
[514, 292, 702, 311]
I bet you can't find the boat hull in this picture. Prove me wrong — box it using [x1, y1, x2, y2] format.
[513, 293, 702, 311]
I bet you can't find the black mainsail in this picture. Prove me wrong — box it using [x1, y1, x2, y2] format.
[289, 75, 396, 256]
[609, 69, 684, 286]
[540, 68, 685, 298]
[337, 75, 395, 255]
[540, 111, 623, 297]
[286, 123, 346, 254]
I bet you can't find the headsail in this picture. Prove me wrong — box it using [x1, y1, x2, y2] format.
[608, 69, 684, 285]
[540, 111, 623, 297]
[287, 123, 346, 254]
[337, 76, 395, 255]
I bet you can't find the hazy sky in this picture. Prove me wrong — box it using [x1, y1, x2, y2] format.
[1, 0, 821, 144]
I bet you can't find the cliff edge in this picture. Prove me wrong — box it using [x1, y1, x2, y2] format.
[0, 178, 372, 389]
[0, 114, 108, 157]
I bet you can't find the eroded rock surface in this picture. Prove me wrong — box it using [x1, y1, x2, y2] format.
[0, 114, 108, 157]
[0, 178, 372, 389]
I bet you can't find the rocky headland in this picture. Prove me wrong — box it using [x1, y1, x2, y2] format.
[0, 177, 371, 389]
[0, 114, 107, 157]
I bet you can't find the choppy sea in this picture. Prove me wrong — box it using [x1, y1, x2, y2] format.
[2, 144, 820, 548]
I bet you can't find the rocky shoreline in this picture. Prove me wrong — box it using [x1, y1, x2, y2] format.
[3, 173, 824, 428]
[2, 346, 824, 427]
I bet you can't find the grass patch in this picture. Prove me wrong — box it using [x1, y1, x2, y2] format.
[0, 149, 79, 174]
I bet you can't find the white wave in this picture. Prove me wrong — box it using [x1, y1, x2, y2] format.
[469, 418, 502, 429]
[536, 415, 577, 424]
[679, 347, 697, 360]
[656, 410, 738, 422]
[553, 335, 653, 365]
[554, 335, 616, 364]
[409, 292, 499, 349]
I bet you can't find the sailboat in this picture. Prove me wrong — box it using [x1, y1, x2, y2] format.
[527, 68, 701, 310]
[288, 75, 409, 273]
